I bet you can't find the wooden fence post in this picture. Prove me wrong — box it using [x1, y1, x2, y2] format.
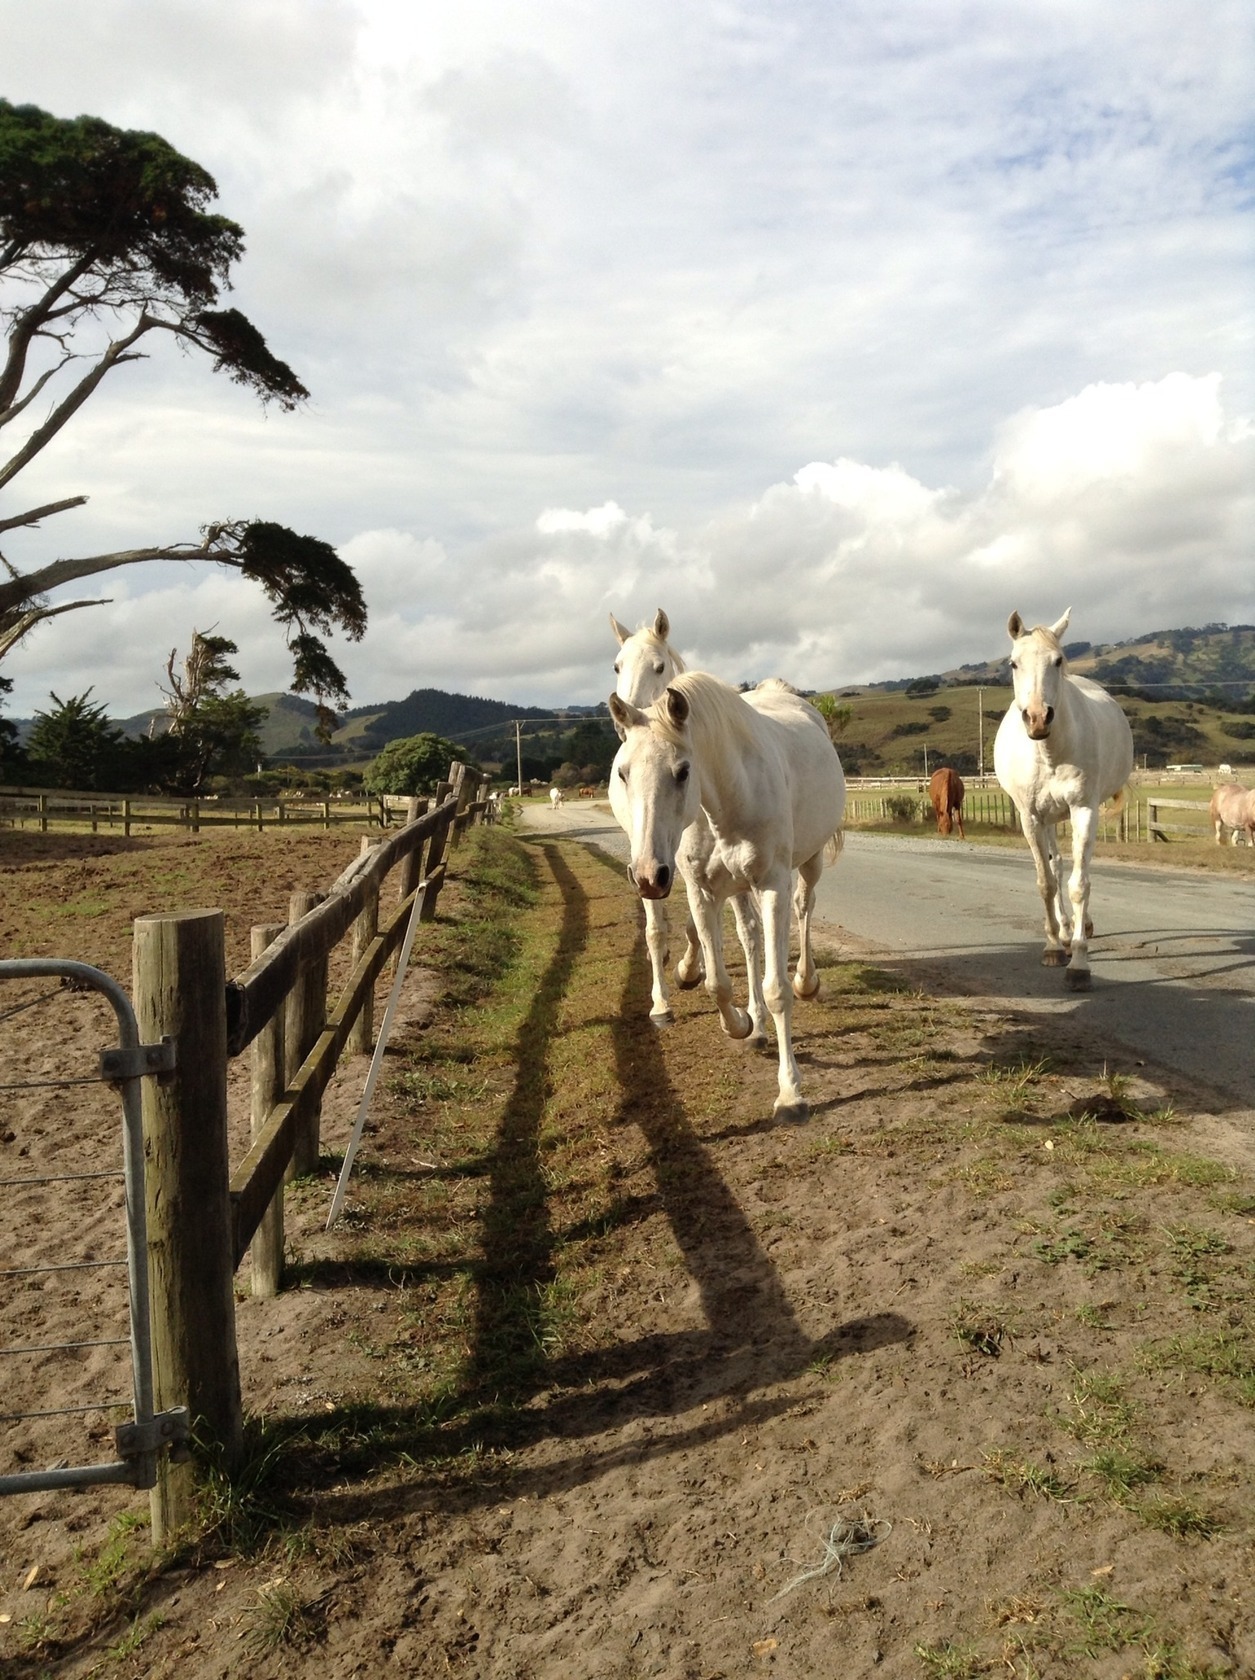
[285, 890, 327, 1178]
[133, 908, 242, 1536]
[348, 841, 379, 1056]
[249, 923, 287, 1297]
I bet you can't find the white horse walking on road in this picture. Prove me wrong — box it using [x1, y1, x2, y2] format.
[610, 671, 845, 1121]
[610, 610, 768, 1040]
[994, 609, 1133, 990]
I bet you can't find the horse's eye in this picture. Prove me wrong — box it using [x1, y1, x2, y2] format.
[1053, 655, 1062, 667]
[1009, 659, 1018, 671]
[613, 661, 621, 674]
[676, 765, 690, 784]
[654, 663, 664, 674]
[618, 765, 629, 783]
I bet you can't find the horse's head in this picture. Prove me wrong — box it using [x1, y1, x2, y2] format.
[608, 685, 700, 899]
[610, 608, 683, 718]
[1007, 609, 1071, 741]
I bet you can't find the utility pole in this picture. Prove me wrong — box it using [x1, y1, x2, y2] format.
[978, 687, 984, 782]
[515, 720, 524, 793]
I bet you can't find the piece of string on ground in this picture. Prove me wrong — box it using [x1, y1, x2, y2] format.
[768, 1512, 893, 1602]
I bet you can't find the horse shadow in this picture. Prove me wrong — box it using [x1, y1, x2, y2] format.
[294, 840, 912, 1520]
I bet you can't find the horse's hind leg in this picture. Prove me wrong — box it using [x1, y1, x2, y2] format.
[673, 910, 705, 987]
[791, 852, 824, 1000]
[955, 805, 966, 841]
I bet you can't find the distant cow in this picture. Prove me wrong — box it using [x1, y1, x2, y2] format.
[1210, 782, 1255, 846]
[929, 767, 966, 838]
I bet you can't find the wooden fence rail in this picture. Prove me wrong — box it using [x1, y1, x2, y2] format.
[129, 761, 491, 1531]
[0, 787, 399, 834]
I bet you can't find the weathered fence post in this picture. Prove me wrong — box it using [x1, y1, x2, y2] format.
[285, 890, 327, 1177]
[448, 761, 472, 846]
[249, 923, 287, 1297]
[348, 840, 380, 1056]
[133, 908, 242, 1536]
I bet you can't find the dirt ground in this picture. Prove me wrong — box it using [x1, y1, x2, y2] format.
[1, 823, 1254, 1679]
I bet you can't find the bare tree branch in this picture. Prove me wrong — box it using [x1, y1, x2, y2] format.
[0, 596, 109, 660]
[0, 495, 89, 537]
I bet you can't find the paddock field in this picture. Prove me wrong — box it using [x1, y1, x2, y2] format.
[0, 823, 1253, 1678]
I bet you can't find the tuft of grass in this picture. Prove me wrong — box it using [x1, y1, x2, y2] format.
[241, 1578, 319, 1657]
[1059, 1582, 1151, 1657]
[1135, 1496, 1222, 1540]
[1139, 1328, 1255, 1407]
[913, 1640, 991, 1678]
[949, 1299, 1008, 1358]
[982, 1449, 1074, 1503]
[1081, 1448, 1163, 1503]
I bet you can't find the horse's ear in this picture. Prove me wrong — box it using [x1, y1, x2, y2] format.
[1007, 611, 1025, 640]
[653, 608, 670, 641]
[663, 685, 690, 728]
[610, 613, 631, 646]
[1049, 608, 1071, 641]
[609, 692, 644, 732]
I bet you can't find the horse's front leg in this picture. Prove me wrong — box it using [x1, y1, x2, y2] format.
[685, 881, 752, 1041]
[673, 908, 705, 987]
[729, 891, 768, 1046]
[1064, 806, 1098, 990]
[1021, 812, 1068, 965]
[760, 873, 807, 1121]
[790, 852, 825, 1000]
[641, 897, 674, 1025]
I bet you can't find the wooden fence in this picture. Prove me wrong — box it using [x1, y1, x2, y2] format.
[129, 761, 490, 1534]
[0, 786, 402, 834]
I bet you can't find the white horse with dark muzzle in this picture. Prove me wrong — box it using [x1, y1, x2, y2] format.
[610, 609, 767, 1040]
[610, 671, 845, 1121]
[994, 609, 1133, 990]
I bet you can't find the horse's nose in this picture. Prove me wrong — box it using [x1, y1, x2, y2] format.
[631, 862, 672, 900]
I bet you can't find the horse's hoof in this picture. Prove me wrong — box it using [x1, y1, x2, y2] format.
[1065, 968, 1092, 992]
[1084, 921, 1094, 939]
[792, 975, 821, 1000]
[721, 1009, 753, 1041]
[649, 1010, 675, 1029]
[1041, 949, 1069, 968]
[675, 968, 703, 990]
[747, 1029, 770, 1052]
[773, 1099, 810, 1124]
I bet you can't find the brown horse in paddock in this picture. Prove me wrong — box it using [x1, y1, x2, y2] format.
[1210, 782, 1255, 846]
[929, 767, 966, 838]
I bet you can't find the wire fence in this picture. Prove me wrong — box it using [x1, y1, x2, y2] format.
[0, 960, 186, 1501]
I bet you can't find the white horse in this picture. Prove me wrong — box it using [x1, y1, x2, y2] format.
[609, 671, 845, 1121]
[994, 609, 1133, 990]
[549, 786, 565, 807]
[610, 609, 768, 1040]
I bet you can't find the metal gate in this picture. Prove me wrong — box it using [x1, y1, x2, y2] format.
[0, 958, 188, 1495]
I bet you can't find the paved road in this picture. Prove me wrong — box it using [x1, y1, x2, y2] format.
[517, 802, 1255, 1109]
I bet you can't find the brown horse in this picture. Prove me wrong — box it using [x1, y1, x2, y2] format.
[1210, 782, 1255, 845]
[929, 767, 966, 838]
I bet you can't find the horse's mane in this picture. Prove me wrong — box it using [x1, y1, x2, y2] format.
[648, 671, 760, 767]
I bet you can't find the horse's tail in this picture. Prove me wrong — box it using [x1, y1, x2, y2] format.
[825, 827, 845, 865]
[1106, 785, 1128, 815]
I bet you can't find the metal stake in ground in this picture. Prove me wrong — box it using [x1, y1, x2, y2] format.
[325, 882, 426, 1229]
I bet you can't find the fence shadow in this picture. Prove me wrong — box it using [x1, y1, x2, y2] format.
[289, 841, 911, 1522]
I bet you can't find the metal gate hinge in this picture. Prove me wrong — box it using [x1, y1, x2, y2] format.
[115, 1407, 191, 1464]
[99, 1036, 177, 1083]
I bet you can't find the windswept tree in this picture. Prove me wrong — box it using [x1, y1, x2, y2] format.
[159, 629, 268, 794]
[0, 100, 366, 716]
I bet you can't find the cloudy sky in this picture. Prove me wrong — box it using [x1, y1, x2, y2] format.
[1, 0, 1252, 719]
